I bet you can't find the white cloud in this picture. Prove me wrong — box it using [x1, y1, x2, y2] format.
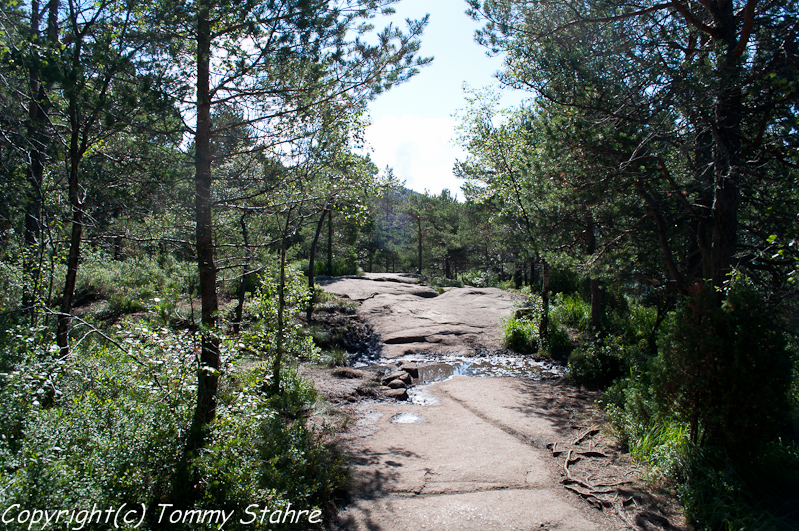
[365, 114, 466, 198]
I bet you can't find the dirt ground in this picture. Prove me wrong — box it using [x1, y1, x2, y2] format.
[305, 274, 686, 531]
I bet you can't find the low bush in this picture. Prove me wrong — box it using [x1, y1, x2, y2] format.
[602, 280, 799, 530]
[654, 282, 793, 450]
[568, 338, 633, 388]
[0, 259, 347, 530]
[429, 277, 464, 290]
[503, 316, 539, 354]
[550, 292, 591, 332]
[73, 250, 195, 315]
[460, 269, 498, 288]
[299, 259, 362, 278]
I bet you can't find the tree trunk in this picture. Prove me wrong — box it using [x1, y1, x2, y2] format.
[24, 0, 59, 324]
[271, 234, 288, 396]
[56, 161, 83, 355]
[584, 208, 601, 333]
[540, 260, 549, 341]
[709, 8, 743, 292]
[306, 208, 328, 320]
[233, 213, 250, 334]
[416, 216, 422, 275]
[326, 209, 333, 275]
[188, 4, 219, 449]
[56, 53, 87, 355]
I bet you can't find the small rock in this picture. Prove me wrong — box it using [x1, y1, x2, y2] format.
[387, 379, 408, 389]
[398, 362, 419, 379]
[331, 367, 365, 379]
[384, 388, 408, 401]
[382, 370, 411, 386]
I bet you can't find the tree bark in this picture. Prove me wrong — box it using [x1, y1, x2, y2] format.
[24, 0, 59, 323]
[188, 3, 219, 449]
[540, 259, 549, 341]
[306, 208, 328, 320]
[272, 236, 287, 395]
[416, 216, 422, 275]
[584, 208, 601, 333]
[57, 32, 87, 356]
[709, 3, 743, 291]
[326, 209, 333, 275]
[233, 213, 250, 334]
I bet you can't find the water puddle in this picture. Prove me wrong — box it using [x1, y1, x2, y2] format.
[407, 386, 440, 406]
[389, 353, 566, 385]
[390, 412, 426, 424]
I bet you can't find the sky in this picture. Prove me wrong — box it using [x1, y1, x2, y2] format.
[362, 0, 527, 199]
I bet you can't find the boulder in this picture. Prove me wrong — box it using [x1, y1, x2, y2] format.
[384, 388, 408, 401]
[387, 379, 408, 389]
[382, 370, 411, 386]
[398, 362, 419, 379]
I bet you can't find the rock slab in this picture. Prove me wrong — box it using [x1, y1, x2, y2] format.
[319, 274, 517, 358]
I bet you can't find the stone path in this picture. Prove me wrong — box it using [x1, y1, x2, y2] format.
[320, 274, 629, 530]
[334, 376, 621, 531]
[318, 273, 516, 359]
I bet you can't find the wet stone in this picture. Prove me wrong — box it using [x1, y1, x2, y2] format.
[390, 412, 426, 424]
[384, 388, 408, 401]
[398, 362, 419, 379]
[382, 370, 411, 386]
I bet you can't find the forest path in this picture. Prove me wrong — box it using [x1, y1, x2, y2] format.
[321, 274, 626, 531]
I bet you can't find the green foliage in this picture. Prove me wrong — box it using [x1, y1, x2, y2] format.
[550, 292, 591, 331]
[461, 269, 499, 288]
[0, 325, 195, 523]
[300, 259, 362, 278]
[429, 277, 464, 289]
[74, 250, 195, 315]
[321, 348, 348, 368]
[503, 315, 539, 354]
[0, 284, 344, 529]
[601, 284, 799, 529]
[676, 442, 799, 531]
[568, 337, 634, 388]
[0, 252, 22, 313]
[654, 283, 794, 450]
[607, 376, 799, 530]
[245, 261, 319, 365]
[541, 325, 574, 360]
[198, 365, 343, 530]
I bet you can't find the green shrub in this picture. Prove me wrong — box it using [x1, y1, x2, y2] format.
[550, 293, 591, 331]
[675, 442, 799, 531]
[0, 262, 346, 530]
[503, 316, 539, 354]
[461, 269, 498, 288]
[549, 267, 581, 295]
[73, 250, 195, 315]
[541, 325, 573, 360]
[198, 365, 343, 530]
[568, 337, 633, 387]
[429, 277, 464, 289]
[298, 259, 362, 278]
[654, 282, 793, 451]
[0, 327, 195, 526]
